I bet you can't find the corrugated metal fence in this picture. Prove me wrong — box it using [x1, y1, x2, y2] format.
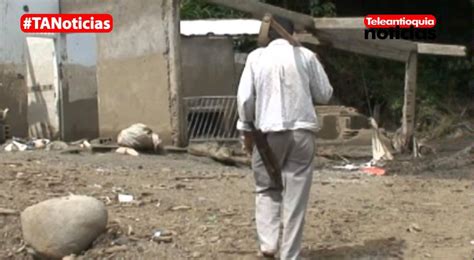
[184, 96, 240, 142]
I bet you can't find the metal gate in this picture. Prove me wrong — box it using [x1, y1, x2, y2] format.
[184, 96, 240, 142]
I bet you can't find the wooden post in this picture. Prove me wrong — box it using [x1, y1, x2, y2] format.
[257, 15, 272, 46]
[169, 0, 186, 147]
[401, 51, 418, 150]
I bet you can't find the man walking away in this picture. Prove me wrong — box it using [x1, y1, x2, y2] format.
[236, 16, 333, 260]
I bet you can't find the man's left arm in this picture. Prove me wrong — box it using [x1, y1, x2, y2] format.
[308, 53, 333, 105]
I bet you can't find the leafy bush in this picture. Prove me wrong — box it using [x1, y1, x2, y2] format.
[180, 0, 247, 19]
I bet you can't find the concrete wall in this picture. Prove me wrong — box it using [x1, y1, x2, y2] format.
[60, 31, 99, 140]
[181, 36, 236, 97]
[0, 0, 28, 137]
[26, 36, 60, 139]
[60, 0, 180, 144]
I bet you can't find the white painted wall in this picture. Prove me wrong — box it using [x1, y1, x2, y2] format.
[65, 33, 97, 102]
[66, 34, 97, 67]
[1, 0, 59, 63]
[26, 37, 59, 138]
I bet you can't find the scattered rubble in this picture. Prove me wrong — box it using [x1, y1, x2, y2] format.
[46, 141, 70, 151]
[3, 138, 51, 152]
[4, 140, 28, 152]
[387, 142, 474, 175]
[117, 194, 135, 203]
[116, 147, 139, 156]
[333, 164, 360, 171]
[188, 142, 250, 167]
[21, 195, 108, 259]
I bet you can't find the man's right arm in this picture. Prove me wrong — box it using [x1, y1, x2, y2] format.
[236, 52, 257, 132]
[308, 52, 333, 104]
[236, 52, 258, 154]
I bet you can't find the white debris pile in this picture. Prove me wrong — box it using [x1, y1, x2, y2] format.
[117, 123, 163, 156]
[0, 108, 8, 121]
[21, 195, 108, 259]
[4, 138, 50, 152]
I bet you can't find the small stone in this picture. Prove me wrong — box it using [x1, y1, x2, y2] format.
[46, 141, 69, 151]
[16, 172, 26, 179]
[152, 236, 173, 243]
[175, 183, 186, 189]
[127, 225, 134, 236]
[111, 237, 129, 246]
[104, 245, 128, 254]
[171, 205, 191, 211]
[0, 208, 18, 215]
[161, 168, 172, 173]
[209, 236, 220, 243]
[424, 253, 432, 258]
[320, 181, 331, 185]
[407, 223, 422, 232]
[191, 251, 202, 258]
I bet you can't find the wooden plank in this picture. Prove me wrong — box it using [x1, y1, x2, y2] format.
[204, 1, 366, 30]
[203, 0, 314, 28]
[203, 0, 421, 61]
[325, 38, 409, 62]
[257, 15, 272, 46]
[318, 29, 417, 52]
[417, 43, 467, 56]
[314, 17, 365, 29]
[318, 30, 416, 60]
[298, 31, 410, 62]
[401, 51, 418, 150]
[168, 0, 186, 146]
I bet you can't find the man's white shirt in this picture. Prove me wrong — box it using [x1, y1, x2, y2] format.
[237, 39, 333, 133]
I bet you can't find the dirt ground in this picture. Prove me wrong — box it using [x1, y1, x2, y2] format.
[0, 138, 473, 259]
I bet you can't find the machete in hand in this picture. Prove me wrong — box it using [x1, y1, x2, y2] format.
[248, 122, 283, 188]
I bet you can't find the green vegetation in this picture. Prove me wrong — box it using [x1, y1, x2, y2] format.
[180, 0, 247, 19]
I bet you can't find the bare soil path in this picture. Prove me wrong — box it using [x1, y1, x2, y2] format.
[0, 148, 472, 259]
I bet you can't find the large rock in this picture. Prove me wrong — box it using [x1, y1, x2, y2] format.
[21, 195, 108, 259]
